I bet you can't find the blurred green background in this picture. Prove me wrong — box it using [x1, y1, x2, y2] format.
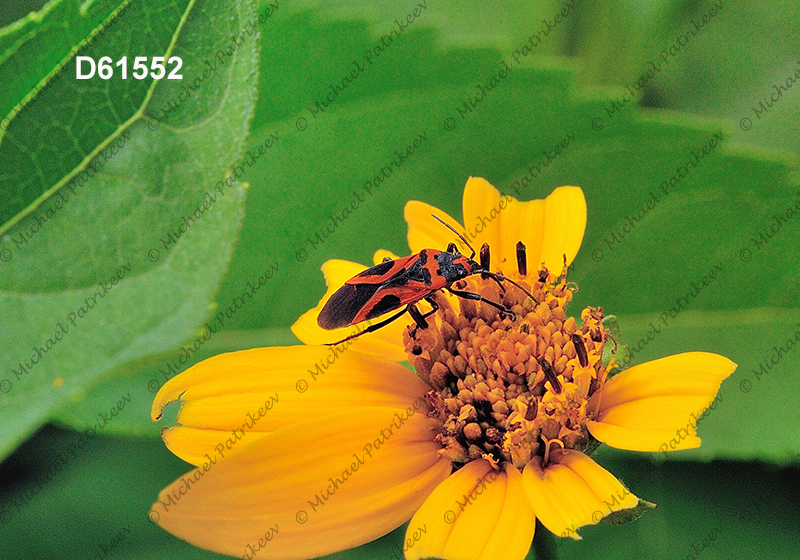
[1, 0, 799, 559]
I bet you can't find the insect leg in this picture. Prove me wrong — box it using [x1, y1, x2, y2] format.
[446, 287, 515, 319]
[407, 303, 429, 330]
[408, 297, 440, 336]
[324, 305, 412, 346]
[413, 298, 440, 324]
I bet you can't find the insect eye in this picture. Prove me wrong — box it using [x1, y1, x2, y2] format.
[446, 242, 458, 254]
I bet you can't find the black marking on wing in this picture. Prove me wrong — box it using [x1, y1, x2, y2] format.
[401, 250, 432, 286]
[317, 283, 382, 329]
[356, 259, 395, 278]
[365, 294, 403, 319]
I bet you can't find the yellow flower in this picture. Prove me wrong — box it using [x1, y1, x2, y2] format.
[150, 177, 736, 560]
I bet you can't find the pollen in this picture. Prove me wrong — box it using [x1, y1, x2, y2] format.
[405, 262, 614, 471]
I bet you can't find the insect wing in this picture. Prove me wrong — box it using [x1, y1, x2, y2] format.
[317, 282, 382, 330]
[317, 252, 438, 330]
[349, 282, 432, 324]
[345, 254, 418, 285]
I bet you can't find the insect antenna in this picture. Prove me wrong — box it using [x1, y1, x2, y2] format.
[430, 214, 538, 304]
[482, 271, 540, 305]
[431, 214, 476, 259]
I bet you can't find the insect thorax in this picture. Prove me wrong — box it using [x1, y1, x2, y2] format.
[434, 250, 472, 283]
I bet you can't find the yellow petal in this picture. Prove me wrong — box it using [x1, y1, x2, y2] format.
[150, 406, 451, 560]
[406, 180, 585, 281]
[538, 186, 587, 272]
[404, 200, 468, 255]
[405, 460, 535, 560]
[161, 426, 269, 465]
[462, 177, 503, 260]
[404, 459, 491, 558]
[496, 198, 545, 276]
[522, 450, 639, 539]
[291, 259, 408, 361]
[151, 346, 433, 465]
[587, 352, 737, 452]
[462, 179, 586, 278]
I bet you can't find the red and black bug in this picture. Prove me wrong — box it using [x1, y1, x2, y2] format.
[317, 216, 538, 345]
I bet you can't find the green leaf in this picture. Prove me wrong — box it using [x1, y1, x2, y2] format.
[1, 0, 122, 121]
[0, 0, 261, 460]
[637, 0, 800, 158]
[53, 328, 300, 437]
[570, 0, 800, 160]
[205, 5, 800, 331]
[0, 0, 195, 232]
[311, 0, 572, 55]
[571, 0, 666, 86]
[618, 308, 800, 462]
[0, 183, 247, 460]
[0, 1, 51, 30]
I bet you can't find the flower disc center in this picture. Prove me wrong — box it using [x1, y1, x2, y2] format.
[405, 268, 612, 470]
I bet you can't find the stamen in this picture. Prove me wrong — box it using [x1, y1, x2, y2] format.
[538, 268, 549, 283]
[565, 281, 579, 293]
[539, 359, 562, 394]
[541, 435, 565, 466]
[607, 333, 618, 354]
[516, 241, 527, 277]
[572, 334, 588, 368]
[480, 243, 491, 272]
